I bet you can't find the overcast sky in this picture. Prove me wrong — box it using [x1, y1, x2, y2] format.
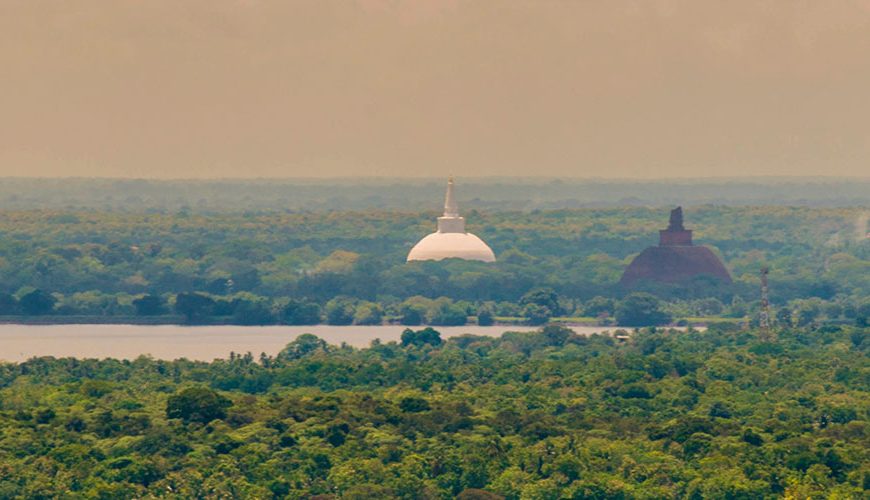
[1, 1, 869, 179]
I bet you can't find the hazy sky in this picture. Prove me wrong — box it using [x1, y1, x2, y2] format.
[1, 1, 869, 179]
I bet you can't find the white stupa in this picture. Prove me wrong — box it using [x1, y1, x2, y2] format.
[407, 178, 496, 262]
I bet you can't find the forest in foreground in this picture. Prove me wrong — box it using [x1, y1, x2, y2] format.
[0, 324, 867, 498]
[0, 205, 867, 327]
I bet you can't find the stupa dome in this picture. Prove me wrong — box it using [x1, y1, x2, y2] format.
[620, 207, 731, 286]
[407, 232, 496, 262]
[407, 178, 496, 263]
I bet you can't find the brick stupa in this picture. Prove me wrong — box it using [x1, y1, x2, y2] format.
[620, 207, 732, 286]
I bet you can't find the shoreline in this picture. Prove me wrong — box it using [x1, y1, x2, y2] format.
[0, 324, 709, 363]
[0, 315, 727, 328]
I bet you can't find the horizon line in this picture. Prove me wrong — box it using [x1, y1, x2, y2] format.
[0, 174, 868, 183]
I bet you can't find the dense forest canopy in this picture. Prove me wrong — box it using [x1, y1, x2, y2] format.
[0, 205, 866, 326]
[0, 325, 866, 498]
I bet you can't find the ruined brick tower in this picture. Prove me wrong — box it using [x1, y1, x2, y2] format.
[659, 207, 692, 246]
[620, 207, 732, 286]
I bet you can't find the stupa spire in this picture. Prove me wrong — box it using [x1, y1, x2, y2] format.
[437, 176, 466, 233]
[443, 176, 459, 217]
[660, 206, 692, 246]
[668, 206, 684, 231]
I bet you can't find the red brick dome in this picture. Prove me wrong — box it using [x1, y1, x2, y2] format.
[620, 245, 732, 286]
[620, 207, 731, 286]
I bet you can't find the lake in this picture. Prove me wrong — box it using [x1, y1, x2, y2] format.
[0, 324, 631, 362]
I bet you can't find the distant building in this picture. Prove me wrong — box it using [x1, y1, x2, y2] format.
[407, 178, 496, 262]
[620, 207, 731, 286]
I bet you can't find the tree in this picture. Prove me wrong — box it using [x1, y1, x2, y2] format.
[583, 296, 614, 317]
[232, 297, 275, 325]
[426, 298, 467, 326]
[520, 288, 562, 316]
[709, 401, 733, 418]
[399, 297, 430, 326]
[174, 293, 215, 322]
[742, 428, 763, 446]
[166, 387, 232, 424]
[523, 303, 551, 326]
[401, 327, 443, 347]
[277, 334, 329, 361]
[794, 300, 822, 327]
[132, 294, 165, 316]
[19, 289, 56, 315]
[615, 293, 672, 326]
[325, 423, 350, 447]
[325, 296, 356, 325]
[353, 302, 383, 325]
[541, 324, 573, 346]
[281, 299, 321, 325]
[727, 296, 747, 318]
[477, 303, 495, 326]
[398, 397, 430, 413]
[696, 297, 724, 316]
[60, 291, 123, 316]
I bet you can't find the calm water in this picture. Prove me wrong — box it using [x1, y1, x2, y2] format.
[0, 324, 629, 362]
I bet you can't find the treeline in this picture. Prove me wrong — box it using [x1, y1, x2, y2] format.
[0, 178, 867, 211]
[0, 325, 866, 497]
[4, 288, 868, 328]
[0, 206, 866, 323]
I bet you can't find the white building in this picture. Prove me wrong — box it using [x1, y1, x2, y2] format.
[407, 178, 496, 262]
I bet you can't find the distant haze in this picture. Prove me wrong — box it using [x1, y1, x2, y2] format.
[1, 1, 869, 179]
